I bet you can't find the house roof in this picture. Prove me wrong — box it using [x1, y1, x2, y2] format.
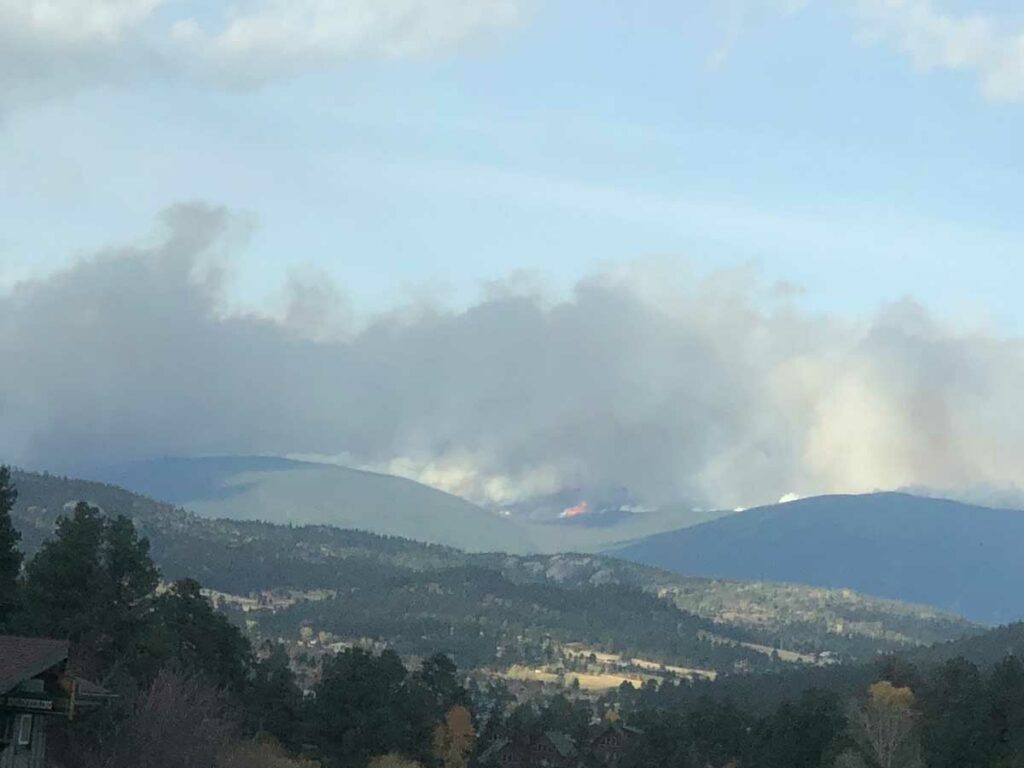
[592, 720, 644, 737]
[478, 738, 511, 763]
[543, 731, 577, 758]
[72, 676, 115, 700]
[0, 636, 70, 695]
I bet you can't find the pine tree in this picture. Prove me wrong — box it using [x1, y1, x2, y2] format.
[150, 578, 253, 690]
[248, 643, 303, 746]
[22, 502, 107, 642]
[0, 466, 22, 626]
[22, 502, 161, 679]
[99, 514, 160, 675]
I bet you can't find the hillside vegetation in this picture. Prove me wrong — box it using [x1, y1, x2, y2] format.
[4, 467, 1018, 768]
[10, 471, 977, 672]
[87, 456, 536, 553]
[77, 456, 714, 553]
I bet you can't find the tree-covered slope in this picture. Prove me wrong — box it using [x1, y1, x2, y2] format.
[9, 471, 976, 669]
[612, 492, 1024, 624]
[909, 621, 1024, 669]
[80, 456, 535, 553]
[73, 456, 714, 554]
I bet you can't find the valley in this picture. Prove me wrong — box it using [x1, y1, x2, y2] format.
[10, 469, 979, 681]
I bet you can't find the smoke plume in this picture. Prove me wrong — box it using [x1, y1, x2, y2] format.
[3, 204, 1022, 510]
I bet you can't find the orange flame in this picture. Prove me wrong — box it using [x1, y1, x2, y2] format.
[560, 500, 589, 518]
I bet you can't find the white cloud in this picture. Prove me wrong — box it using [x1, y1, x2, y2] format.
[170, 0, 521, 81]
[722, 0, 1024, 102]
[8, 204, 1024, 510]
[851, 0, 1024, 102]
[0, 0, 522, 105]
[2, 0, 1020, 107]
[706, 0, 810, 71]
[0, 0, 164, 109]
[0, 0, 160, 46]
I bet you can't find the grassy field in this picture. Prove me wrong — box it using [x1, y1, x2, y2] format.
[563, 644, 718, 680]
[699, 631, 820, 664]
[495, 644, 719, 694]
[499, 665, 654, 692]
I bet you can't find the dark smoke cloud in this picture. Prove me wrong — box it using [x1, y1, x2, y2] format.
[3, 204, 1022, 509]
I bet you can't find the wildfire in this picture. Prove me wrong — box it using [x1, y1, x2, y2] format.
[560, 500, 589, 518]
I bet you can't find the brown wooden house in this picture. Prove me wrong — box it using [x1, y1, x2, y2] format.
[0, 636, 113, 768]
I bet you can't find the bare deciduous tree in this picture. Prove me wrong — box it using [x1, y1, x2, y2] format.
[849, 681, 921, 768]
[86, 670, 234, 768]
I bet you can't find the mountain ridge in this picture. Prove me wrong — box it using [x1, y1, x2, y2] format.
[7, 469, 977, 668]
[612, 491, 1024, 624]
[67, 455, 533, 553]
[59, 455, 724, 554]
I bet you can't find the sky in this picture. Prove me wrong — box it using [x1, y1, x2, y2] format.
[1, 0, 1024, 510]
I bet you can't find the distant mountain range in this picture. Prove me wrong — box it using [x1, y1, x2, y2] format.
[72, 456, 720, 554]
[85, 455, 534, 553]
[611, 492, 1024, 625]
[8, 470, 974, 669]
[25, 458, 1024, 625]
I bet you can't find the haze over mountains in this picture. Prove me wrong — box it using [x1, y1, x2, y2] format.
[88, 456, 534, 554]
[76, 456, 719, 554]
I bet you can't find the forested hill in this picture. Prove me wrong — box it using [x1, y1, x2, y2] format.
[82, 455, 537, 553]
[612, 492, 1024, 624]
[10, 470, 976, 671]
[642, 621, 1024, 719]
[72, 455, 721, 554]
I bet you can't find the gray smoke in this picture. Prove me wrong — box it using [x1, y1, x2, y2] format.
[3, 203, 1023, 510]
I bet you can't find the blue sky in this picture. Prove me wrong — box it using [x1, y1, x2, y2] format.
[1, 0, 1021, 324]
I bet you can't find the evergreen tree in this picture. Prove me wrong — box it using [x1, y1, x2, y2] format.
[311, 648, 439, 768]
[20, 501, 255, 691]
[752, 689, 846, 768]
[419, 653, 468, 711]
[920, 658, 991, 768]
[98, 515, 160, 676]
[988, 655, 1024, 767]
[248, 643, 303, 746]
[150, 578, 254, 690]
[537, 695, 590, 745]
[21, 503, 162, 681]
[22, 502, 108, 645]
[0, 466, 22, 626]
